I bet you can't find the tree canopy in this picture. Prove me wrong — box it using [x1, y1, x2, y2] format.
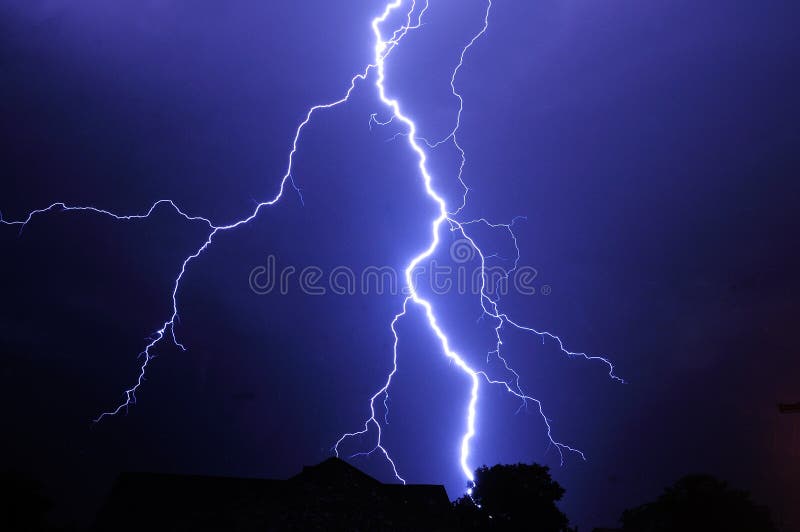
[621, 474, 776, 532]
[453, 463, 573, 532]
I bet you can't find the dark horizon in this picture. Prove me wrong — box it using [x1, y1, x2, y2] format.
[1, 1, 798, 530]
[3, 455, 782, 531]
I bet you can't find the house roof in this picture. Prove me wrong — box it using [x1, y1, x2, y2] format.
[93, 458, 453, 531]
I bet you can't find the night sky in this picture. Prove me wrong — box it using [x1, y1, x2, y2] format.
[1, 1, 798, 530]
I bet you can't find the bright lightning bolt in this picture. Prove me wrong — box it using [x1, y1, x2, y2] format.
[334, 0, 622, 488]
[1, 0, 622, 491]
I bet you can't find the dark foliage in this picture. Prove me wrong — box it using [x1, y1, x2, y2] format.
[0, 470, 53, 532]
[454, 463, 574, 532]
[621, 474, 776, 532]
[453, 495, 491, 531]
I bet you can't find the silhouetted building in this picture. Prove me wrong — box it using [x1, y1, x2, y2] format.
[94, 457, 452, 531]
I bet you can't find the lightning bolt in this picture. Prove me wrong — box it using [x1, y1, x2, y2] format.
[1, 0, 622, 491]
[334, 0, 622, 489]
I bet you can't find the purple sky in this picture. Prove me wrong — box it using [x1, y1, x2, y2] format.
[1, 1, 798, 529]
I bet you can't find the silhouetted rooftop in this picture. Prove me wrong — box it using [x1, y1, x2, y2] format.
[93, 457, 452, 531]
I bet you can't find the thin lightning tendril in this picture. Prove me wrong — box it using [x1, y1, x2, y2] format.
[1, 0, 621, 489]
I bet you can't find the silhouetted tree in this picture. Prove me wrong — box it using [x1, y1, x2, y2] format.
[621, 474, 776, 532]
[453, 494, 491, 531]
[453, 463, 574, 532]
[0, 470, 53, 532]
